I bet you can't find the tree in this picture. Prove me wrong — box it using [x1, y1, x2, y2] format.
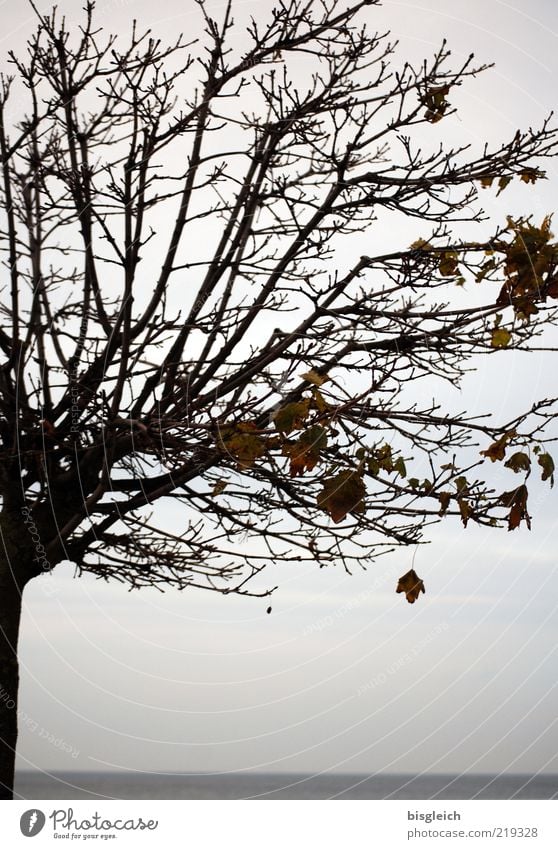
[0, 0, 557, 799]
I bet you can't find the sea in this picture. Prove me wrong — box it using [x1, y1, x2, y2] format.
[14, 772, 558, 800]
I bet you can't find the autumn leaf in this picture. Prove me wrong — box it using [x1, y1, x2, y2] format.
[439, 250, 459, 276]
[421, 84, 451, 123]
[273, 399, 310, 433]
[480, 430, 516, 462]
[538, 452, 555, 486]
[504, 452, 530, 474]
[497, 176, 512, 195]
[212, 479, 228, 496]
[498, 484, 531, 530]
[219, 424, 267, 470]
[458, 498, 472, 527]
[491, 327, 512, 348]
[311, 388, 331, 414]
[300, 368, 328, 386]
[479, 176, 494, 189]
[409, 238, 433, 251]
[454, 475, 469, 494]
[396, 569, 425, 604]
[438, 491, 451, 516]
[317, 470, 366, 524]
[520, 167, 542, 184]
[283, 425, 327, 477]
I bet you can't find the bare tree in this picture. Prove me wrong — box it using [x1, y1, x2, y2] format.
[0, 0, 557, 798]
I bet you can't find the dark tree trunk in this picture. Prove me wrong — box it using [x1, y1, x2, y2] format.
[0, 510, 42, 800]
[0, 563, 24, 800]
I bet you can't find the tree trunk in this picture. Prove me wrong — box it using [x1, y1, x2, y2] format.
[0, 508, 42, 801]
[0, 565, 24, 800]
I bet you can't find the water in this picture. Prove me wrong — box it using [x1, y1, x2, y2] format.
[14, 772, 558, 800]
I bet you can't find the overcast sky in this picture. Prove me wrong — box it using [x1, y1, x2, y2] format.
[2, 0, 557, 785]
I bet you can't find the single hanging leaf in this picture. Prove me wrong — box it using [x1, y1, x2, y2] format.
[538, 452, 555, 486]
[458, 498, 472, 527]
[504, 452, 531, 474]
[438, 491, 451, 516]
[396, 569, 425, 604]
[497, 176, 512, 195]
[317, 470, 366, 524]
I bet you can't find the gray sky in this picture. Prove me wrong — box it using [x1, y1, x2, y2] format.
[3, 0, 558, 779]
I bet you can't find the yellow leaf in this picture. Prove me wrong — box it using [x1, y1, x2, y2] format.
[491, 327, 512, 348]
[409, 239, 433, 251]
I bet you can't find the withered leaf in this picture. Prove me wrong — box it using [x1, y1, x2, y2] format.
[504, 452, 530, 474]
[273, 399, 310, 434]
[439, 250, 459, 276]
[538, 452, 555, 486]
[300, 369, 328, 386]
[396, 569, 425, 604]
[212, 479, 228, 496]
[283, 425, 327, 477]
[498, 484, 531, 530]
[458, 497, 472, 527]
[219, 426, 267, 470]
[317, 470, 366, 524]
[480, 430, 516, 462]
[438, 491, 451, 516]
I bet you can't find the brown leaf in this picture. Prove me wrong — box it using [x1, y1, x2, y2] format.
[300, 369, 328, 386]
[480, 430, 516, 462]
[498, 484, 531, 530]
[317, 470, 366, 524]
[458, 498, 472, 527]
[283, 425, 327, 477]
[438, 491, 451, 516]
[396, 569, 425, 604]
